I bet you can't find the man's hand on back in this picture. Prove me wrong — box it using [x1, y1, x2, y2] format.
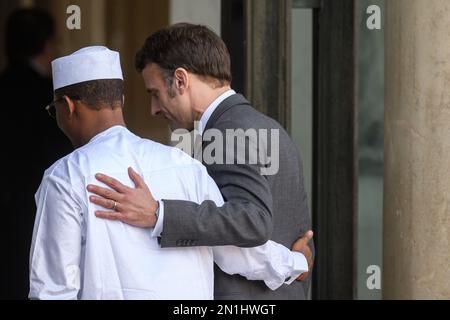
[87, 167, 159, 228]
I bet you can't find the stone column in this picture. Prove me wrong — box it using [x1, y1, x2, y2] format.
[384, 0, 450, 299]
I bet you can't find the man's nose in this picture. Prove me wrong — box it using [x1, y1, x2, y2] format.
[151, 103, 161, 116]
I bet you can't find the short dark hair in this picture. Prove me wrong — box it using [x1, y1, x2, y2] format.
[6, 8, 55, 64]
[55, 79, 124, 110]
[135, 23, 232, 87]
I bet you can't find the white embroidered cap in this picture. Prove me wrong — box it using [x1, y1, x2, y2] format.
[51, 46, 123, 90]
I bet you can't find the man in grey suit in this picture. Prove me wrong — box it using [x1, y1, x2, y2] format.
[87, 23, 314, 299]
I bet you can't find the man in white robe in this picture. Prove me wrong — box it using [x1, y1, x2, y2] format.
[29, 47, 312, 300]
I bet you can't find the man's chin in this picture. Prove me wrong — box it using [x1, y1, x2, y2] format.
[168, 123, 178, 132]
[169, 122, 192, 132]
[163, 118, 177, 131]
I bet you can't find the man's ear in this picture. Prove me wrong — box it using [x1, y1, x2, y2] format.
[174, 68, 189, 94]
[122, 94, 125, 107]
[63, 95, 76, 117]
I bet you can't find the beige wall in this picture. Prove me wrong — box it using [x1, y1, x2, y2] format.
[106, 0, 170, 144]
[170, 0, 221, 35]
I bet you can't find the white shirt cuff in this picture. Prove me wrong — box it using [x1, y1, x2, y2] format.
[150, 200, 164, 238]
[284, 252, 308, 285]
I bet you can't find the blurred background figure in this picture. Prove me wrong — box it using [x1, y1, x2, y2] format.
[0, 8, 72, 300]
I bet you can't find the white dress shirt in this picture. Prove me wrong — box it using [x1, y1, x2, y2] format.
[29, 126, 307, 300]
[198, 89, 236, 135]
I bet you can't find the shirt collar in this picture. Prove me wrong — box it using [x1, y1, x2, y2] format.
[88, 125, 128, 144]
[198, 89, 236, 135]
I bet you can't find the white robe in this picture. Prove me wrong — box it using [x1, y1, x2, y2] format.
[29, 126, 307, 300]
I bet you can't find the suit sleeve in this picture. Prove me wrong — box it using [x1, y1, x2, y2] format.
[160, 127, 274, 248]
[29, 175, 83, 300]
[187, 165, 308, 290]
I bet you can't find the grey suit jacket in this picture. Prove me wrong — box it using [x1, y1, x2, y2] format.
[161, 94, 314, 299]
